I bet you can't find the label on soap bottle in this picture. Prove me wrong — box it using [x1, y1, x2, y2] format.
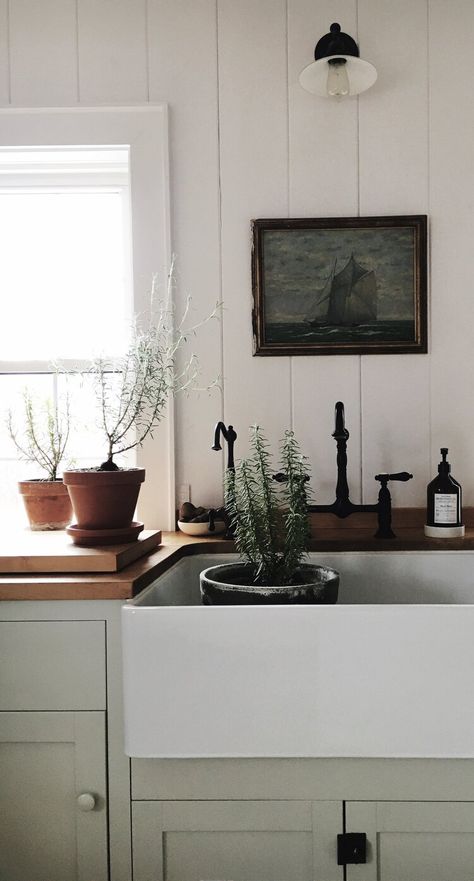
[434, 493, 458, 524]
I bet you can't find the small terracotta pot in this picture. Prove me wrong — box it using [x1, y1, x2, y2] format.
[18, 479, 73, 531]
[63, 468, 145, 530]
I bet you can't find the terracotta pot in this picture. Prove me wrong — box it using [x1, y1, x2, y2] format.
[62, 468, 145, 530]
[200, 561, 340, 605]
[18, 479, 73, 531]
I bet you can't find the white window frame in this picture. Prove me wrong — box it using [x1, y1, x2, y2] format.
[0, 106, 173, 529]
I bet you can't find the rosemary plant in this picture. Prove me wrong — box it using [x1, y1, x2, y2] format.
[225, 426, 311, 586]
[88, 263, 219, 471]
[7, 390, 71, 481]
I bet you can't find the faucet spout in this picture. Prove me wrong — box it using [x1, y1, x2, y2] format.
[333, 401, 349, 442]
[212, 422, 237, 471]
[211, 423, 224, 452]
[332, 401, 350, 509]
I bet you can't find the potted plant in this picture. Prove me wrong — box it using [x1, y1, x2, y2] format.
[7, 390, 72, 530]
[200, 426, 339, 604]
[63, 273, 218, 544]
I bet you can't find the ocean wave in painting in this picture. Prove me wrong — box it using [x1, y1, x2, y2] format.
[265, 320, 415, 345]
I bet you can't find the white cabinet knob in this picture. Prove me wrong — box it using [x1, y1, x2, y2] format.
[77, 792, 96, 812]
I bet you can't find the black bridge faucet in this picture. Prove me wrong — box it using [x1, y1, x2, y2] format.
[308, 402, 413, 539]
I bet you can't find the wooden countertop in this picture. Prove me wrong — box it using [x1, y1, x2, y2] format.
[0, 532, 233, 601]
[2, 511, 474, 601]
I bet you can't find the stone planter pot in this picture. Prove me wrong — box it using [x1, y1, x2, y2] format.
[200, 561, 339, 606]
[18, 479, 73, 531]
[63, 468, 145, 534]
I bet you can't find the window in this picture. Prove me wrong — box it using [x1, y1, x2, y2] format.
[0, 107, 172, 529]
[0, 147, 132, 363]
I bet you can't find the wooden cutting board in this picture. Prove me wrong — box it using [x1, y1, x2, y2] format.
[0, 529, 162, 574]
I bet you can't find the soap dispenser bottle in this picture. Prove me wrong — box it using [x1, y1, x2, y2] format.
[425, 448, 464, 538]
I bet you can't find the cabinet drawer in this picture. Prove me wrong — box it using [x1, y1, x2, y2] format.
[132, 800, 340, 881]
[0, 621, 106, 710]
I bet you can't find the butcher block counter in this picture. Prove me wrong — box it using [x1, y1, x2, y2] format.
[0, 530, 230, 600]
[2, 509, 474, 600]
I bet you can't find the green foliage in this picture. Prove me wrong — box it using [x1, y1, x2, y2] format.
[91, 320, 175, 466]
[88, 261, 220, 468]
[226, 426, 311, 586]
[7, 391, 71, 481]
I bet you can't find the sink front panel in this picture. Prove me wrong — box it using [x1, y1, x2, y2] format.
[122, 551, 474, 759]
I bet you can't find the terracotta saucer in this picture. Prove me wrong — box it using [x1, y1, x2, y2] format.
[66, 521, 144, 546]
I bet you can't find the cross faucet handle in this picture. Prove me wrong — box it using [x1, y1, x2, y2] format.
[374, 472, 413, 539]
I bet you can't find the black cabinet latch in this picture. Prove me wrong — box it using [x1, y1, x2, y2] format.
[337, 832, 367, 865]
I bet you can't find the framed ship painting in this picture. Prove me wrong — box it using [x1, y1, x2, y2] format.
[251, 215, 427, 355]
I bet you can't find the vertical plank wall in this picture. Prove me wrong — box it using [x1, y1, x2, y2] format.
[219, 0, 292, 464]
[288, 0, 361, 503]
[9, 0, 78, 104]
[429, 0, 474, 497]
[148, 0, 223, 507]
[0, 0, 473, 508]
[358, 0, 430, 506]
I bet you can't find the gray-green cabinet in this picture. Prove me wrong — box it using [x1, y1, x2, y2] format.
[130, 757, 474, 881]
[133, 794, 474, 881]
[0, 618, 109, 881]
[346, 801, 474, 881]
[132, 800, 342, 881]
[131, 798, 474, 881]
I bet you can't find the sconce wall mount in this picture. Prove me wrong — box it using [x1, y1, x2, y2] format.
[299, 22, 377, 98]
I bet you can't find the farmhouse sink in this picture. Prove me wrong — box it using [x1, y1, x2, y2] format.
[122, 551, 474, 759]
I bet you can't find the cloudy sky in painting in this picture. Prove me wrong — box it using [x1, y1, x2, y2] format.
[261, 227, 415, 322]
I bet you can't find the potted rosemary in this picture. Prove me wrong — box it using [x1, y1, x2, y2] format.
[63, 273, 218, 544]
[8, 390, 72, 530]
[62, 320, 164, 544]
[200, 426, 339, 604]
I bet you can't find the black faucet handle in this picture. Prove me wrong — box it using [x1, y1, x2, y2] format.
[375, 471, 413, 484]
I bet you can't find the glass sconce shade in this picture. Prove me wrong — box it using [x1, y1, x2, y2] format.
[299, 54, 377, 97]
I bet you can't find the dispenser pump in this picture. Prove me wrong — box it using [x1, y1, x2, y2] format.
[425, 447, 464, 538]
[438, 448, 450, 474]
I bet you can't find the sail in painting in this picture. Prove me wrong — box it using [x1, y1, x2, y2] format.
[307, 254, 377, 326]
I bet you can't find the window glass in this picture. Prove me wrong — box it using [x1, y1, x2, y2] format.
[0, 146, 134, 525]
[0, 146, 131, 364]
[0, 189, 129, 360]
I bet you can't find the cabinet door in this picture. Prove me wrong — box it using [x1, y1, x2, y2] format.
[346, 801, 474, 881]
[0, 711, 108, 881]
[132, 800, 342, 881]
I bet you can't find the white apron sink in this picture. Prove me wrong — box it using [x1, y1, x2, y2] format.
[122, 551, 474, 759]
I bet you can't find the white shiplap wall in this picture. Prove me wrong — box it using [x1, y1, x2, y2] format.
[1, 0, 473, 511]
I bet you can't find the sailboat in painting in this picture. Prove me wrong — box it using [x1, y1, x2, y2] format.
[307, 254, 377, 327]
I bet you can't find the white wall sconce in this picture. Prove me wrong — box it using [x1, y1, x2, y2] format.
[299, 22, 377, 98]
